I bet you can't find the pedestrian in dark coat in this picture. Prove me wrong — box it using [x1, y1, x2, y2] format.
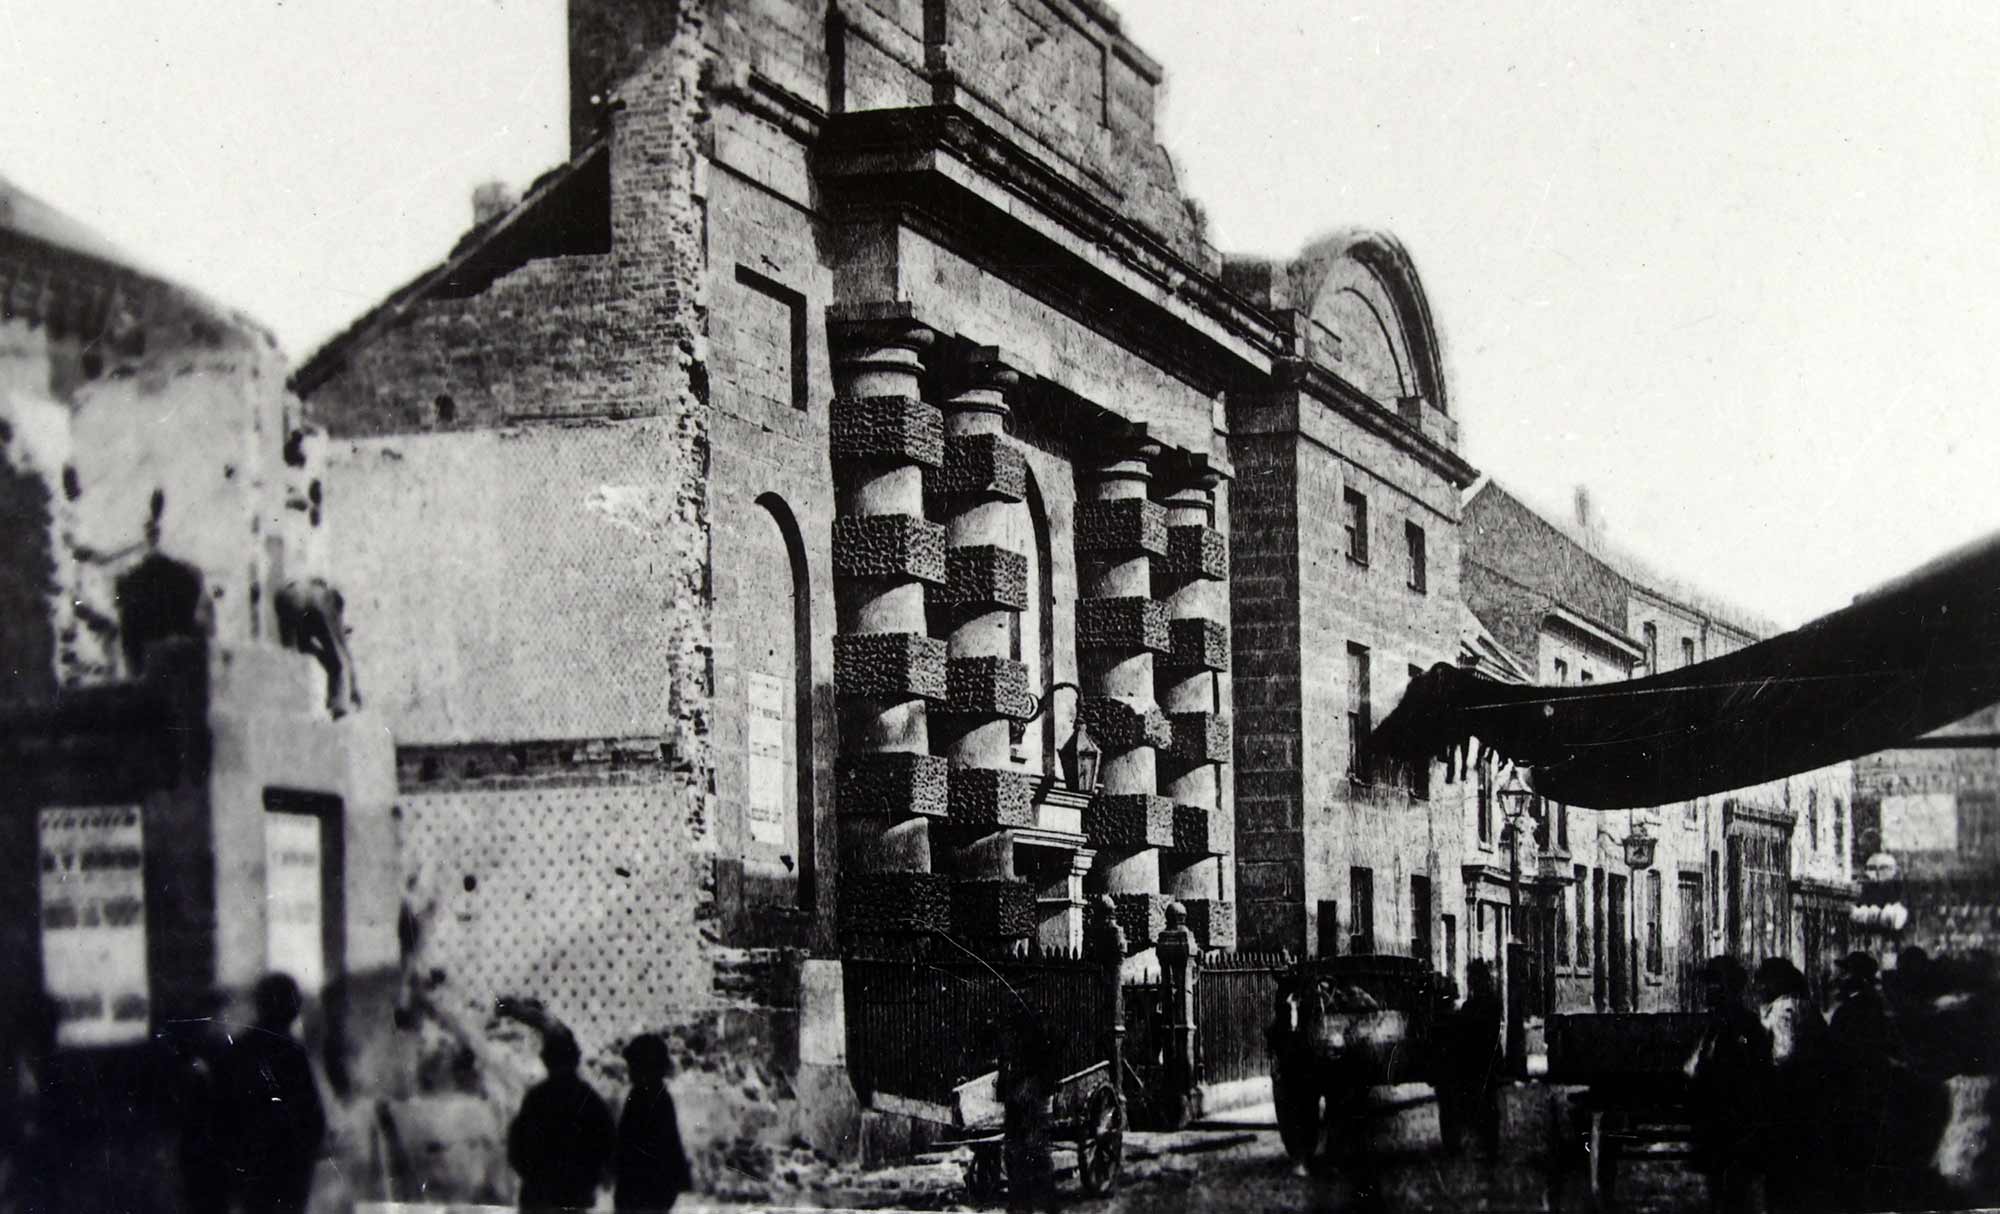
[1684, 956, 1768, 1214]
[999, 1002, 1062, 1213]
[1753, 958, 1834, 1213]
[1439, 960, 1502, 1158]
[509, 1026, 615, 1212]
[226, 973, 328, 1214]
[615, 1033, 692, 1212]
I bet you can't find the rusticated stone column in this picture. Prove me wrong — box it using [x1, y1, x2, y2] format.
[1156, 457, 1233, 951]
[1075, 426, 1173, 961]
[829, 305, 950, 945]
[932, 348, 1035, 952]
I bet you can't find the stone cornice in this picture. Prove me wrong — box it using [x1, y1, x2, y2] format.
[815, 104, 1281, 390]
[1263, 357, 1481, 490]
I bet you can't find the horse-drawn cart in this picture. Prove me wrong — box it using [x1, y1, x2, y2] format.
[950, 1058, 1125, 1200]
[1545, 1012, 1707, 1210]
[1268, 955, 1453, 1165]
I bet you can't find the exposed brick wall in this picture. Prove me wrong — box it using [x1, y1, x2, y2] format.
[1228, 431, 1303, 951]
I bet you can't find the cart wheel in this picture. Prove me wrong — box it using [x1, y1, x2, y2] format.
[966, 1142, 1004, 1201]
[1076, 1090, 1125, 1196]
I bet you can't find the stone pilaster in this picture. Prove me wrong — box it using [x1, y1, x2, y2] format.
[1077, 427, 1170, 959]
[1155, 457, 1232, 947]
[932, 348, 1035, 951]
[830, 306, 950, 944]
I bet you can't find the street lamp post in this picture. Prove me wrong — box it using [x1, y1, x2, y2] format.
[1497, 767, 1537, 1074]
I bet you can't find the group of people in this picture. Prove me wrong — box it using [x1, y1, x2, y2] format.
[1686, 948, 1988, 1213]
[508, 1025, 692, 1213]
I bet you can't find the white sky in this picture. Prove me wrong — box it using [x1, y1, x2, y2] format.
[4, 1, 1997, 627]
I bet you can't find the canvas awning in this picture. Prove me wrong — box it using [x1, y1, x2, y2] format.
[1373, 531, 2000, 808]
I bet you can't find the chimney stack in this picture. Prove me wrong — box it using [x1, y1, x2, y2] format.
[1573, 485, 1594, 536]
[472, 181, 517, 227]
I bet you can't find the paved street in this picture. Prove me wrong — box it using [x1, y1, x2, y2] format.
[707, 1084, 1708, 1213]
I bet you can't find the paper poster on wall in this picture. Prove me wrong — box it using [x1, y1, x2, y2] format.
[265, 811, 326, 996]
[1883, 792, 1957, 853]
[38, 807, 149, 1047]
[746, 671, 789, 846]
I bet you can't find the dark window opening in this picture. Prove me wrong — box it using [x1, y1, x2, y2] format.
[1344, 488, 1369, 565]
[1346, 643, 1372, 783]
[1411, 875, 1433, 965]
[1317, 900, 1340, 958]
[1405, 520, 1427, 593]
[1349, 867, 1375, 954]
[1477, 757, 1493, 844]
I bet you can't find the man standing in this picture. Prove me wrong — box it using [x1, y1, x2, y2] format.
[615, 1033, 692, 1212]
[227, 974, 328, 1214]
[509, 1026, 615, 1212]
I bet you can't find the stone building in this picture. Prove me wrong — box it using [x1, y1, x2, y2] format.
[1461, 480, 1855, 1015]
[1853, 703, 2000, 960]
[0, 178, 396, 1212]
[280, 0, 1474, 1187]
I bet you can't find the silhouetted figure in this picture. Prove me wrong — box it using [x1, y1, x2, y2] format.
[0, 993, 59, 1214]
[615, 1034, 691, 1212]
[999, 1003, 1061, 1214]
[1438, 960, 1502, 1158]
[1685, 956, 1768, 1214]
[1753, 958, 1833, 1213]
[173, 991, 236, 1214]
[509, 1026, 614, 1212]
[227, 974, 327, 1214]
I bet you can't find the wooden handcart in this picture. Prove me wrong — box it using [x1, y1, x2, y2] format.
[948, 1059, 1125, 1200]
[1545, 1012, 1706, 1211]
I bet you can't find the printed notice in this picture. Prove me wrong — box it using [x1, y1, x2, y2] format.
[39, 807, 149, 1047]
[746, 671, 789, 846]
[265, 811, 325, 995]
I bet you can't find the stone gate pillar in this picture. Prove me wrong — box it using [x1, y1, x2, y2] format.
[1076, 427, 1173, 968]
[829, 305, 950, 946]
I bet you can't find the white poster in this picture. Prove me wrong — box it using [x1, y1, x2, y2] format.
[746, 671, 789, 846]
[265, 811, 325, 996]
[1883, 793, 1957, 853]
[38, 807, 149, 1047]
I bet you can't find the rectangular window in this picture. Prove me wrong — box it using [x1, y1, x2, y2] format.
[1554, 658, 1569, 684]
[1643, 622, 1658, 674]
[1556, 877, 1570, 965]
[1344, 488, 1370, 565]
[731, 265, 809, 412]
[1412, 875, 1433, 965]
[1317, 900, 1340, 958]
[1835, 797, 1847, 860]
[1557, 802, 1570, 851]
[1681, 637, 1696, 668]
[1647, 869, 1664, 975]
[1476, 757, 1493, 845]
[1349, 867, 1375, 954]
[1580, 670, 1594, 685]
[1710, 850, 1721, 932]
[1405, 520, 1427, 593]
[1574, 864, 1589, 963]
[1443, 914, 1458, 984]
[1346, 643, 1372, 783]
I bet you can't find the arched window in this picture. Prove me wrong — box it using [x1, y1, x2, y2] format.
[742, 493, 813, 911]
[1010, 471, 1057, 774]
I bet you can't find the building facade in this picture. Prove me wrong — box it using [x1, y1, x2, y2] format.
[1853, 703, 2000, 960]
[0, 179, 397, 1213]
[281, 0, 1471, 1191]
[1461, 481, 1856, 1016]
